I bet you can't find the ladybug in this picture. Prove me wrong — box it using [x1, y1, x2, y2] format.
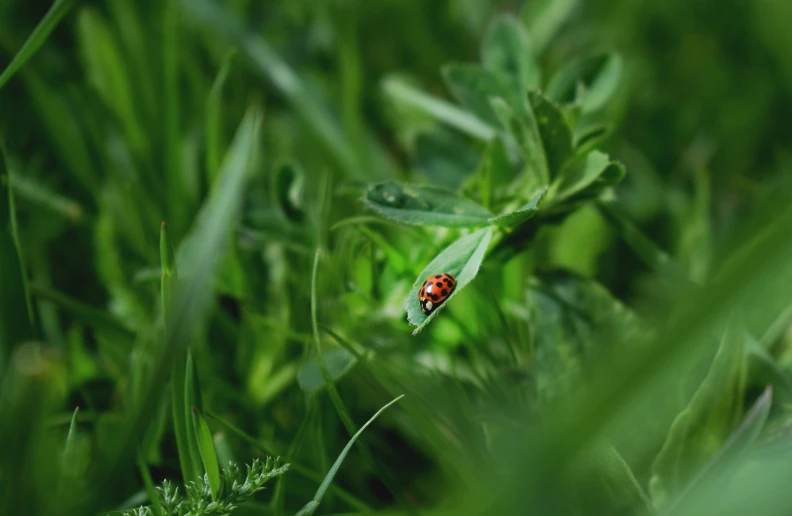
[418, 273, 456, 315]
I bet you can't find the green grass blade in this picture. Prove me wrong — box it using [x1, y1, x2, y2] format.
[136, 451, 164, 516]
[0, 0, 74, 91]
[206, 49, 236, 182]
[90, 106, 262, 511]
[171, 352, 196, 483]
[0, 149, 34, 365]
[310, 250, 402, 503]
[9, 170, 84, 222]
[162, 0, 183, 227]
[382, 76, 496, 141]
[28, 285, 135, 346]
[184, 348, 205, 480]
[208, 411, 372, 512]
[61, 406, 80, 469]
[295, 394, 405, 516]
[177, 0, 360, 177]
[191, 407, 221, 501]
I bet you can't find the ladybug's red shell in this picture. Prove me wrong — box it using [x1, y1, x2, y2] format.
[418, 273, 456, 315]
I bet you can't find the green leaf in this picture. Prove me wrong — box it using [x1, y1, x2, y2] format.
[568, 443, 652, 515]
[489, 186, 548, 227]
[364, 181, 493, 227]
[546, 53, 623, 114]
[191, 408, 221, 501]
[527, 270, 642, 402]
[414, 128, 481, 191]
[477, 138, 512, 210]
[406, 227, 493, 334]
[0, 0, 73, 91]
[649, 319, 748, 508]
[382, 76, 496, 141]
[295, 395, 404, 516]
[667, 387, 772, 514]
[551, 151, 625, 207]
[443, 64, 508, 126]
[521, 0, 577, 54]
[297, 348, 357, 396]
[528, 90, 574, 180]
[482, 14, 540, 96]
[491, 98, 545, 187]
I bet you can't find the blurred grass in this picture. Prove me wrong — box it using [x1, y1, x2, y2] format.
[1, 0, 792, 515]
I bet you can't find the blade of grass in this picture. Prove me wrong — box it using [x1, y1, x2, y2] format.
[28, 284, 134, 346]
[206, 49, 236, 182]
[88, 106, 262, 512]
[0, 148, 35, 364]
[9, 170, 84, 222]
[0, 0, 74, 91]
[162, 0, 184, 231]
[191, 407, 221, 500]
[61, 406, 80, 469]
[382, 76, 496, 141]
[184, 348, 205, 481]
[310, 249, 405, 504]
[295, 394, 405, 516]
[136, 451, 164, 516]
[177, 0, 361, 177]
[205, 411, 370, 511]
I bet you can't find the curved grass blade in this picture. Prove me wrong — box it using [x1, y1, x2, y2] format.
[0, 151, 34, 371]
[294, 395, 405, 516]
[191, 407, 221, 501]
[382, 76, 496, 141]
[406, 227, 493, 334]
[364, 181, 493, 227]
[90, 106, 262, 512]
[0, 0, 74, 91]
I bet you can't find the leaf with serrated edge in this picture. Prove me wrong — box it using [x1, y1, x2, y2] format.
[490, 186, 548, 226]
[406, 227, 493, 334]
[364, 181, 492, 227]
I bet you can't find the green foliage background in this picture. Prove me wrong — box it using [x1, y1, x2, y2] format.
[2, 0, 792, 515]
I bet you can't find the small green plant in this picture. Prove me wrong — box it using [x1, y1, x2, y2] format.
[125, 458, 289, 516]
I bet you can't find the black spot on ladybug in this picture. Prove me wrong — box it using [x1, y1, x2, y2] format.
[431, 294, 439, 300]
[435, 275, 442, 279]
[441, 289, 448, 296]
[445, 279, 453, 286]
